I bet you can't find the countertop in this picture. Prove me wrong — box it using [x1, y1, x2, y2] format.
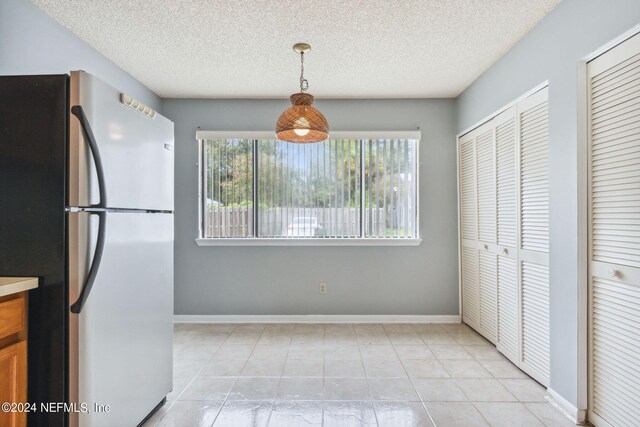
[0, 277, 39, 298]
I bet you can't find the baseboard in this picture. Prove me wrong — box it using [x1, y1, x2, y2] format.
[545, 388, 586, 425]
[174, 314, 461, 324]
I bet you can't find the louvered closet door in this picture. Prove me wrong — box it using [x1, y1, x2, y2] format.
[459, 135, 480, 331]
[494, 106, 519, 363]
[476, 124, 498, 343]
[518, 87, 550, 386]
[588, 32, 640, 427]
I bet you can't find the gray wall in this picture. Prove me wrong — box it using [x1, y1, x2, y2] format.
[456, 0, 640, 409]
[162, 99, 459, 317]
[0, 0, 160, 110]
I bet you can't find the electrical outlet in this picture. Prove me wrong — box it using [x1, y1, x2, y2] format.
[319, 283, 327, 294]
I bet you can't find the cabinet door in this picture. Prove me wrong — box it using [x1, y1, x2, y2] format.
[519, 88, 550, 386]
[588, 32, 640, 427]
[0, 340, 27, 427]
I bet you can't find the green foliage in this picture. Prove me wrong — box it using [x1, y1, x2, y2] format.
[204, 138, 413, 218]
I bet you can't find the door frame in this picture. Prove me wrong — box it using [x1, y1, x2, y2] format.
[577, 22, 640, 424]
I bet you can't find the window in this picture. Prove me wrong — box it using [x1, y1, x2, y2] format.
[197, 131, 420, 245]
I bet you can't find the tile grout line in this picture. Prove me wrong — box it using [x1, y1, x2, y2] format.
[201, 324, 257, 427]
[494, 378, 552, 426]
[441, 324, 527, 427]
[353, 323, 380, 426]
[406, 323, 443, 427]
[441, 325, 494, 427]
[157, 324, 238, 426]
[452, 328, 551, 426]
[385, 324, 432, 425]
[198, 324, 239, 427]
[255, 324, 284, 427]
[270, 324, 310, 426]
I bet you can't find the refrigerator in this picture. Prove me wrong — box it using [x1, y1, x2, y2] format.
[0, 71, 174, 426]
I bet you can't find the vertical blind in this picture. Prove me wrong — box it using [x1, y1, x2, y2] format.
[258, 139, 361, 238]
[201, 138, 254, 238]
[365, 139, 417, 238]
[200, 138, 418, 239]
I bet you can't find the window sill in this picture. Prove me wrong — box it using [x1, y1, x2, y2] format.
[195, 238, 422, 247]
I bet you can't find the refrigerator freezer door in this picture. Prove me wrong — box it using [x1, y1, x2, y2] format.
[68, 211, 173, 427]
[69, 71, 174, 211]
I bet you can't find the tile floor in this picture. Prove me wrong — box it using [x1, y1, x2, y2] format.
[143, 323, 574, 427]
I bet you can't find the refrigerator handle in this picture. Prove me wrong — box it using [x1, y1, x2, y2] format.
[70, 105, 107, 208]
[70, 212, 107, 314]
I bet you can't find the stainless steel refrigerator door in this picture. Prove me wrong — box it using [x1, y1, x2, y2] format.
[69, 71, 174, 211]
[68, 211, 173, 427]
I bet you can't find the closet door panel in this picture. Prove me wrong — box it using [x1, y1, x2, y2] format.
[518, 88, 550, 386]
[521, 261, 550, 385]
[494, 106, 519, 361]
[591, 51, 640, 269]
[476, 127, 497, 244]
[495, 107, 518, 250]
[479, 250, 498, 343]
[459, 135, 480, 331]
[459, 137, 477, 244]
[591, 277, 640, 427]
[475, 123, 498, 343]
[588, 32, 640, 427]
[461, 245, 480, 330]
[520, 93, 550, 254]
[497, 254, 518, 362]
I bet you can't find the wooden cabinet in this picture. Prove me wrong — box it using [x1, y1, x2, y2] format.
[0, 292, 28, 427]
[0, 341, 27, 427]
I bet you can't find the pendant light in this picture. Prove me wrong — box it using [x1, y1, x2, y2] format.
[276, 43, 329, 143]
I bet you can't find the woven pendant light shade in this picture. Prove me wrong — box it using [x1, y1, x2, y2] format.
[276, 93, 329, 143]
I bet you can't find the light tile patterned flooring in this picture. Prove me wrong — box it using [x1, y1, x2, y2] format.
[143, 323, 573, 427]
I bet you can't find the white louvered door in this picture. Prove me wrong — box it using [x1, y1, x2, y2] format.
[518, 88, 550, 386]
[458, 87, 549, 387]
[459, 134, 480, 331]
[476, 124, 498, 344]
[494, 106, 520, 363]
[588, 32, 640, 427]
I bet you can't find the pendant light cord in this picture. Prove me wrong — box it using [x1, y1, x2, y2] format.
[299, 52, 309, 92]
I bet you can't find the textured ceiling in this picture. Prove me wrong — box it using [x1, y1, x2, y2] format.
[32, 0, 560, 98]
